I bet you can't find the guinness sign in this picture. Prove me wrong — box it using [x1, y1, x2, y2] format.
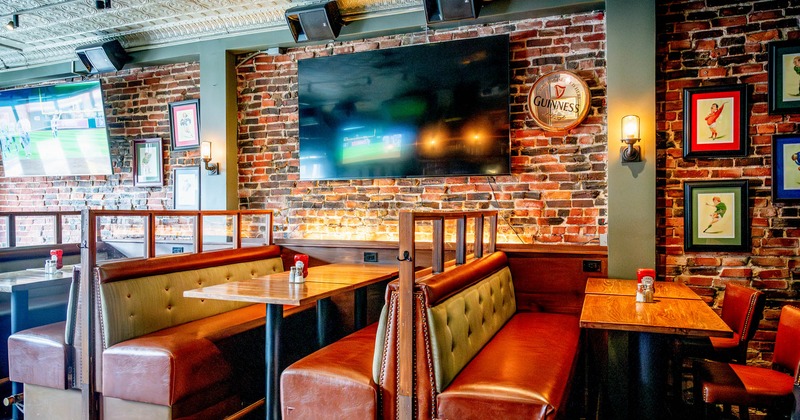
[527, 70, 591, 132]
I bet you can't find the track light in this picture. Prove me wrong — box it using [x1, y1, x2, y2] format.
[95, 0, 111, 9]
[5, 14, 19, 31]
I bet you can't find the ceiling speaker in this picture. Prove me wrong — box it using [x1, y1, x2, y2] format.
[285, 1, 343, 43]
[424, 0, 483, 23]
[75, 40, 130, 73]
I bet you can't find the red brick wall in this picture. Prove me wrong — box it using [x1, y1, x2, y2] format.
[657, 1, 800, 363]
[0, 63, 201, 211]
[237, 12, 608, 244]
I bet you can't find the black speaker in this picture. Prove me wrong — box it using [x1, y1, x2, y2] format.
[75, 40, 130, 73]
[285, 1, 343, 43]
[424, 0, 483, 23]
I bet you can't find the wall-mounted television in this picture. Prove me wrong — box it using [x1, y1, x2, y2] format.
[298, 35, 510, 181]
[0, 80, 113, 178]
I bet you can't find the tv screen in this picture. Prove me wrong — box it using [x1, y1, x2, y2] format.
[298, 35, 510, 180]
[0, 80, 113, 178]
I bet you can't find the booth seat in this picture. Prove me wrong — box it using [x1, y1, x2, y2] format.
[8, 245, 312, 420]
[281, 251, 582, 420]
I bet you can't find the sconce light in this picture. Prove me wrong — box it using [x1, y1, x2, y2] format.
[620, 114, 641, 163]
[5, 14, 18, 31]
[200, 141, 219, 175]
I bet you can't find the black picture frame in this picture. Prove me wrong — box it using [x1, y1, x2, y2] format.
[771, 134, 800, 203]
[168, 99, 200, 151]
[173, 167, 200, 210]
[684, 180, 749, 252]
[682, 84, 748, 158]
[768, 40, 800, 114]
[132, 138, 163, 187]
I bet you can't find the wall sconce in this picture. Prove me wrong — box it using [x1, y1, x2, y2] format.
[620, 114, 641, 163]
[5, 14, 19, 31]
[200, 141, 219, 175]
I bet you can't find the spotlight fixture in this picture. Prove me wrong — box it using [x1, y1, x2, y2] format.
[5, 14, 19, 31]
[95, 0, 111, 9]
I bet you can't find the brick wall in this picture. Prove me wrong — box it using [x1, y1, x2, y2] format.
[237, 12, 608, 244]
[657, 1, 800, 364]
[0, 63, 201, 212]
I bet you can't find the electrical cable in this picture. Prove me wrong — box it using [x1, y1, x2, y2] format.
[486, 176, 528, 244]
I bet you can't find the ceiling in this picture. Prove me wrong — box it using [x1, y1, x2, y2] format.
[0, 0, 421, 74]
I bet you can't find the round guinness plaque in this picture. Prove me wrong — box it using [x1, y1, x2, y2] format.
[527, 70, 591, 132]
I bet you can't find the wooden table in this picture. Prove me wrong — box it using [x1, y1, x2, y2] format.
[184, 263, 399, 420]
[0, 266, 74, 416]
[580, 279, 732, 420]
[585, 277, 701, 300]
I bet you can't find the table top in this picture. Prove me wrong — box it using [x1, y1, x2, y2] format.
[0, 266, 74, 293]
[580, 294, 733, 338]
[184, 263, 399, 306]
[585, 277, 701, 300]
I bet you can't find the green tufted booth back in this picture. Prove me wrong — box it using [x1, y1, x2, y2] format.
[99, 257, 283, 348]
[427, 266, 516, 392]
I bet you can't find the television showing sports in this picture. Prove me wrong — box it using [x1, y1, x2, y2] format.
[0, 80, 113, 178]
[298, 35, 510, 180]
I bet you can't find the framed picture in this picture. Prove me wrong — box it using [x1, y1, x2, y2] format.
[683, 84, 748, 158]
[132, 138, 163, 187]
[768, 41, 800, 114]
[173, 167, 200, 210]
[684, 180, 750, 252]
[771, 134, 800, 203]
[168, 99, 200, 150]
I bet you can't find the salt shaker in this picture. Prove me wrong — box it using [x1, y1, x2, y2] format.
[289, 267, 298, 283]
[636, 283, 646, 302]
[295, 261, 305, 279]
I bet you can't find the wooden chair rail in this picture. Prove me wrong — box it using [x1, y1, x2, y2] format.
[396, 209, 498, 419]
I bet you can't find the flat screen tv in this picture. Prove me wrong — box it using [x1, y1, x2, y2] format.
[298, 35, 510, 180]
[0, 80, 113, 178]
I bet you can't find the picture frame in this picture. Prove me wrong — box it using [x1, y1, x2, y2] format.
[768, 40, 800, 114]
[771, 134, 800, 203]
[132, 138, 163, 187]
[683, 84, 748, 158]
[173, 167, 200, 210]
[168, 99, 200, 151]
[684, 180, 750, 252]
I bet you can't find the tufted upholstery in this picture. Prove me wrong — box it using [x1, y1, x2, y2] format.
[94, 246, 286, 418]
[97, 246, 283, 348]
[374, 251, 581, 420]
[427, 266, 516, 392]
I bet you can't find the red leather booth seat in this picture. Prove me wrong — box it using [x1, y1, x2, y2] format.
[281, 251, 582, 420]
[436, 312, 581, 420]
[8, 321, 71, 389]
[102, 304, 267, 415]
[281, 322, 380, 419]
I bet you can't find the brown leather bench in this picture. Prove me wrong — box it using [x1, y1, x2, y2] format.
[281, 251, 582, 419]
[8, 245, 313, 419]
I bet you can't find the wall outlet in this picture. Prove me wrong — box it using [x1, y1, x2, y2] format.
[599, 234, 608, 246]
[583, 260, 602, 272]
[364, 252, 378, 262]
